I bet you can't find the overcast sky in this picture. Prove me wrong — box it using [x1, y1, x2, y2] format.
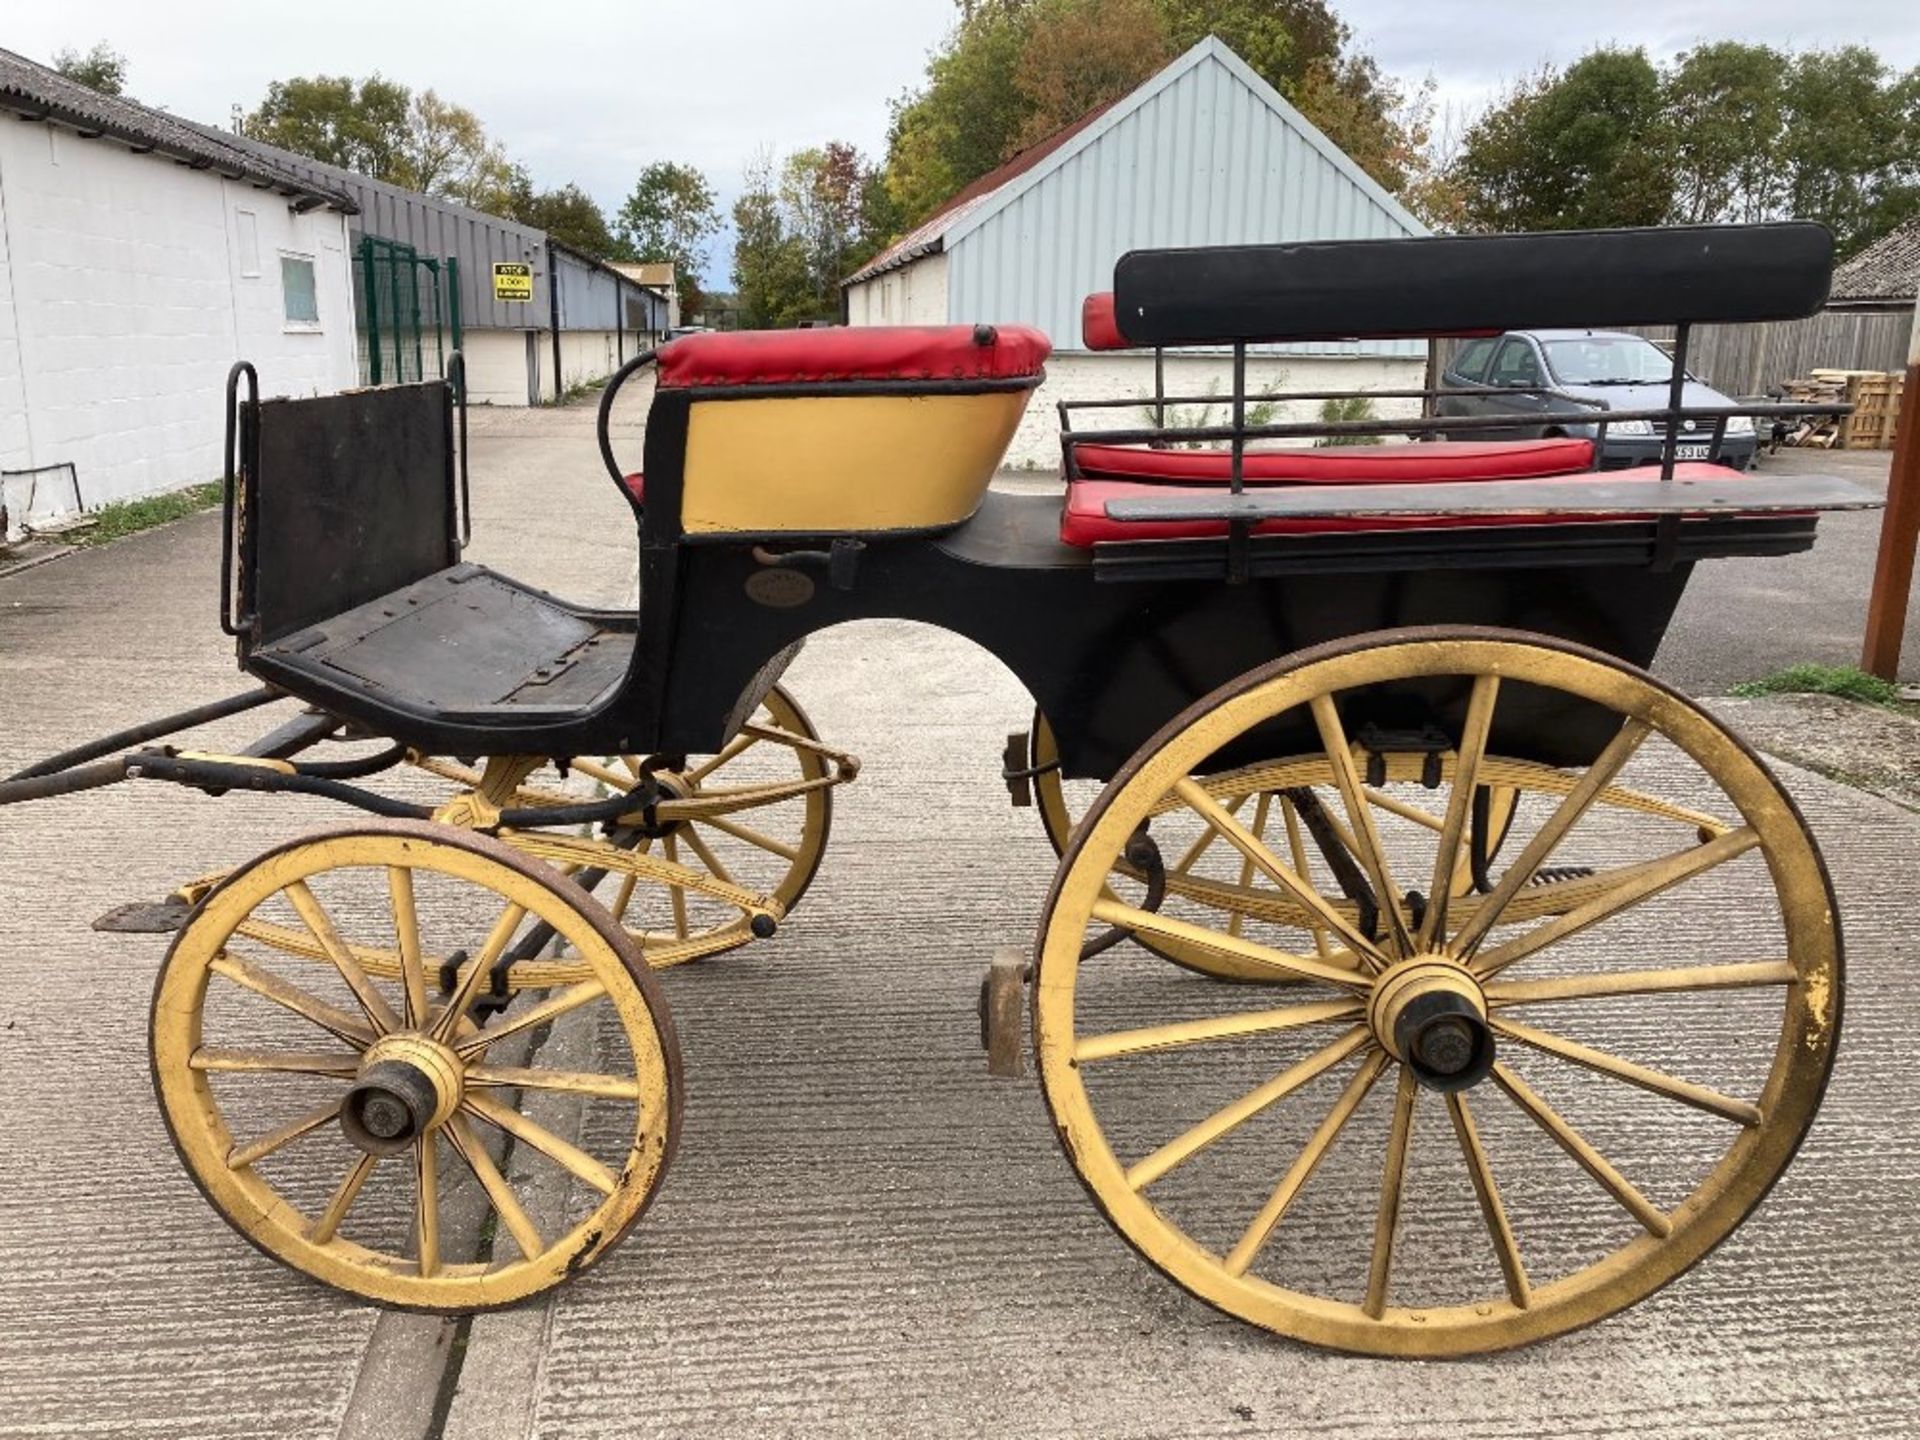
[7, 1, 1919, 285]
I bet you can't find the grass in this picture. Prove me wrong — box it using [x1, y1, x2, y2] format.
[545, 375, 609, 407]
[1729, 663, 1903, 706]
[1315, 395, 1384, 446]
[76, 482, 223, 546]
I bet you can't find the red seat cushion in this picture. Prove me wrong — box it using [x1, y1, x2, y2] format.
[656, 325, 1052, 388]
[1072, 438, 1595, 484]
[622, 473, 645, 502]
[1059, 463, 1738, 547]
[1082, 292, 1129, 350]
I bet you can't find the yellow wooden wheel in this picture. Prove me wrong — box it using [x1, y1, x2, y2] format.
[1034, 629, 1840, 1356]
[151, 821, 679, 1310]
[414, 685, 833, 969]
[1027, 711, 1517, 982]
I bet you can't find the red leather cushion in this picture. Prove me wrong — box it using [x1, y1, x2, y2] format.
[622, 473, 645, 502]
[1059, 463, 1735, 547]
[1082, 292, 1129, 351]
[1072, 438, 1595, 485]
[656, 325, 1051, 388]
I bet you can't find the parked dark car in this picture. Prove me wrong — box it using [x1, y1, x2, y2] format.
[1437, 329, 1758, 471]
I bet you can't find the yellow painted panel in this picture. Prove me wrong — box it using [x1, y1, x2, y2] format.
[680, 389, 1034, 534]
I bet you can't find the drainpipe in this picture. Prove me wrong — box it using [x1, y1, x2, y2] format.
[547, 239, 564, 402]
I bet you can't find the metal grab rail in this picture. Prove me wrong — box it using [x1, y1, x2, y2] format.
[597, 349, 659, 503]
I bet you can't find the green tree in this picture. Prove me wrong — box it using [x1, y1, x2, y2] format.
[52, 41, 126, 95]
[246, 75, 413, 178]
[505, 174, 622, 258]
[1011, 0, 1172, 149]
[244, 77, 514, 212]
[1451, 49, 1672, 232]
[884, 2, 1033, 224]
[1663, 42, 1786, 224]
[616, 162, 722, 318]
[1778, 47, 1920, 256]
[731, 151, 818, 328]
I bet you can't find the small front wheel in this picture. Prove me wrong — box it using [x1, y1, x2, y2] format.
[151, 821, 680, 1310]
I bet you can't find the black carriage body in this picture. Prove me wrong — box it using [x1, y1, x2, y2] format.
[226, 222, 1855, 786]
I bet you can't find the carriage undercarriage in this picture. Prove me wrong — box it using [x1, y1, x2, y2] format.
[0, 222, 1871, 1356]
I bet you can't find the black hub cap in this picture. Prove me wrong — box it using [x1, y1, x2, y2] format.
[341, 1059, 441, 1155]
[1393, 991, 1496, 1093]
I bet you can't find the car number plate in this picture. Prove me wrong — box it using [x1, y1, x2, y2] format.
[1675, 444, 1711, 460]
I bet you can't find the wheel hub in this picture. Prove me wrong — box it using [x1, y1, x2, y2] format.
[1369, 956, 1495, 1092]
[634, 770, 694, 839]
[340, 1034, 464, 1155]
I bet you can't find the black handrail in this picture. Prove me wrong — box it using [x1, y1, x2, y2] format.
[220, 361, 258, 636]
[597, 349, 659, 499]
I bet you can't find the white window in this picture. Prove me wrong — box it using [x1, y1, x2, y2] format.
[235, 210, 260, 277]
[280, 254, 320, 328]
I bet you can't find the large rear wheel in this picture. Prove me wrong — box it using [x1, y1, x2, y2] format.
[1033, 629, 1840, 1355]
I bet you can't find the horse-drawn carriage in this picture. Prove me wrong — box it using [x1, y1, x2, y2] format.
[0, 222, 1874, 1355]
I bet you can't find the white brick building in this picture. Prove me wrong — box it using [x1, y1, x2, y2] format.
[1, 48, 358, 531]
[843, 38, 1429, 470]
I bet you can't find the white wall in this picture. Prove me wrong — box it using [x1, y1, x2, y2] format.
[0, 120, 357, 516]
[1000, 351, 1426, 471]
[845, 251, 949, 328]
[463, 328, 536, 406]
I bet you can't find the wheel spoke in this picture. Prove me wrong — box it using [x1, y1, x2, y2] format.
[191, 1047, 360, 1078]
[702, 813, 799, 862]
[210, 952, 374, 1048]
[1309, 695, 1414, 959]
[1447, 1091, 1531, 1309]
[571, 757, 637, 792]
[446, 1114, 544, 1262]
[1363, 788, 1445, 833]
[465, 1063, 643, 1101]
[464, 1093, 619, 1196]
[1473, 828, 1760, 982]
[1224, 1049, 1388, 1277]
[416, 1136, 439, 1278]
[1225, 793, 1273, 939]
[1363, 1066, 1418, 1318]
[1172, 792, 1251, 875]
[1487, 959, 1794, 1006]
[1493, 1018, 1762, 1125]
[1126, 1027, 1370, 1192]
[1090, 898, 1368, 991]
[1491, 1062, 1671, 1238]
[684, 731, 760, 784]
[285, 881, 401, 1034]
[1280, 796, 1332, 959]
[1449, 719, 1650, 959]
[662, 834, 690, 939]
[226, 1099, 342, 1170]
[454, 980, 609, 1058]
[1076, 997, 1363, 1063]
[310, 1152, 377, 1244]
[388, 867, 429, 1029]
[681, 826, 735, 885]
[430, 901, 530, 1042]
[1172, 778, 1386, 966]
[1419, 674, 1499, 951]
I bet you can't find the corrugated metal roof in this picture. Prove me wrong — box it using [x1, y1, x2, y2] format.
[1831, 219, 1920, 305]
[925, 38, 1427, 353]
[0, 47, 353, 211]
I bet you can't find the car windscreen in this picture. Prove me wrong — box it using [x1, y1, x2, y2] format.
[1541, 336, 1678, 385]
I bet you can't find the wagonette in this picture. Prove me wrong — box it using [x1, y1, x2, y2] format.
[0, 222, 1873, 1356]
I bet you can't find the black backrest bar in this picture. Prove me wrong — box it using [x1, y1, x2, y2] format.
[1111, 222, 1834, 347]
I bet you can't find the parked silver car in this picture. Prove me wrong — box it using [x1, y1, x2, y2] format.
[1438, 329, 1758, 470]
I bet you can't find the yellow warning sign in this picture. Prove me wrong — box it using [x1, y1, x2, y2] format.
[492, 262, 533, 302]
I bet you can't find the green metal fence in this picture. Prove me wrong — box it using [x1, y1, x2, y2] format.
[353, 236, 463, 389]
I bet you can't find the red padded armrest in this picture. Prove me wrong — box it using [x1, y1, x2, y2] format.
[1082, 292, 1131, 351]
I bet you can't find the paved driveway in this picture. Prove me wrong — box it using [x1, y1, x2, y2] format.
[0, 407, 1913, 1438]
